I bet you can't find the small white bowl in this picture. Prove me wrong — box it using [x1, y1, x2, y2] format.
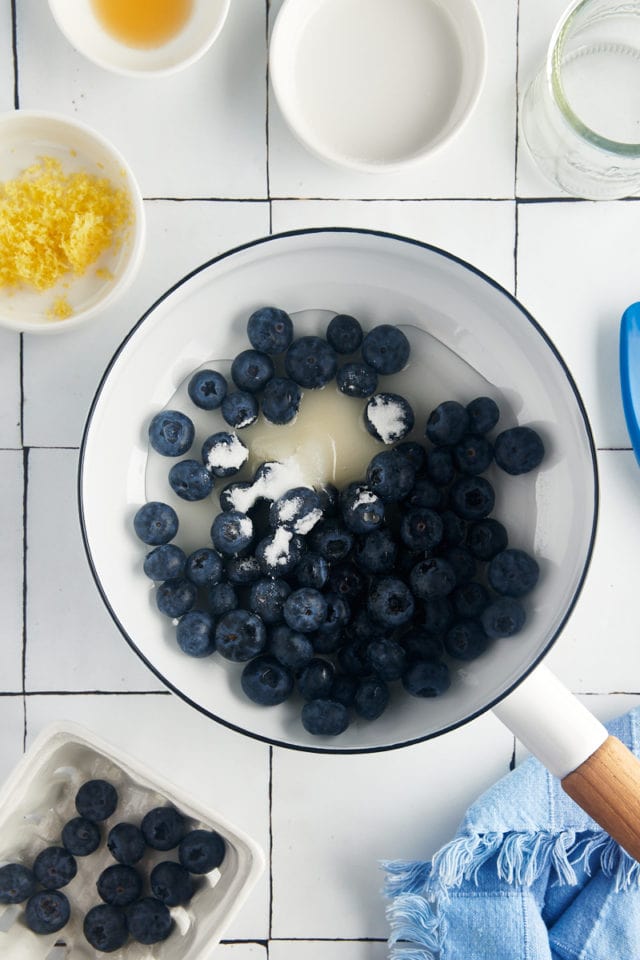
[48, 0, 231, 78]
[270, 0, 487, 173]
[0, 110, 145, 335]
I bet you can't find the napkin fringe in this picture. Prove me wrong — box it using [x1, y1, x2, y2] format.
[383, 829, 640, 959]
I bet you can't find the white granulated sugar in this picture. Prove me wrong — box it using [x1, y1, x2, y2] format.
[228, 458, 308, 514]
[263, 527, 293, 566]
[278, 496, 303, 523]
[352, 486, 377, 509]
[238, 515, 253, 538]
[205, 433, 248, 471]
[293, 506, 323, 535]
[367, 396, 406, 444]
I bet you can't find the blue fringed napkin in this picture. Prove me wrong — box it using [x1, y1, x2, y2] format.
[384, 709, 640, 960]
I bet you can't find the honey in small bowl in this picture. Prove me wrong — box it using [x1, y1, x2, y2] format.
[91, 0, 194, 49]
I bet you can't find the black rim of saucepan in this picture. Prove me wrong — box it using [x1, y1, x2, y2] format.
[77, 227, 600, 755]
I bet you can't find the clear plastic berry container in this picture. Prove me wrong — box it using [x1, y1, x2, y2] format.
[0, 721, 264, 959]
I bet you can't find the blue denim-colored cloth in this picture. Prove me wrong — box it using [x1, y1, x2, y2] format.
[384, 709, 640, 960]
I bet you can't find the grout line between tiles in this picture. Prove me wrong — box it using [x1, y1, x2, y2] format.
[513, 0, 521, 198]
[10, 0, 19, 109]
[265, 0, 273, 236]
[19, 689, 172, 697]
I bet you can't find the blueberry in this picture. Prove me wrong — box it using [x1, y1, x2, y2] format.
[308, 518, 353, 561]
[327, 562, 364, 600]
[176, 610, 215, 657]
[126, 897, 173, 945]
[366, 637, 406, 681]
[133, 501, 178, 546]
[467, 518, 508, 560]
[226, 554, 262, 584]
[404, 476, 443, 510]
[61, 817, 101, 857]
[453, 434, 494, 475]
[425, 401, 469, 446]
[107, 823, 146, 865]
[400, 628, 444, 661]
[261, 376, 302, 424]
[25, 890, 70, 934]
[481, 597, 527, 638]
[168, 459, 214, 502]
[150, 861, 193, 906]
[141, 807, 187, 851]
[336, 640, 373, 678]
[445, 620, 490, 660]
[366, 449, 415, 502]
[83, 903, 128, 952]
[494, 426, 545, 475]
[326, 313, 363, 354]
[318, 484, 339, 516]
[361, 324, 410, 374]
[231, 349, 274, 393]
[285, 336, 338, 388]
[394, 440, 426, 472]
[207, 580, 238, 617]
[97, 864, 142, 906]
[0, 863, 36, 903]
[452, 581, 491, 619]
[354, 677, 390, 720]
[222, 390, 259, 429]
[488, 548, 540, 598]
[353, 527, 398, 575]
[422, 597, 455, 636]
[440, 510, 468, 548]
[255, 530, 305, 576]
[179, 829, 226, 873]
[467, 396, 500, 434]
[216, 609, 267, 661]
[449, 475, 495, 520]
[365, 392, 415, 444]
[340, 482, 385, 535]
[409, 558, 457, 600]
[185, 547, 223, 586]
[270, 487, 323, 534]
[241, 655, 294, 705]
[188, 368, 228, 410]
[298, 658, 335, 699]
[310, 626, 342, 655]
[284, 588, 328, 633]
[202, 431, 249, 478]
[269, 623, 314, 670]
[402, 660, 451, 697]
[368, 577, 415, 628]
[144, 543, 186, 581]
[156, 578, 197, 618]
[330, 673, 358, 708]
[293, 551, 329, 589]
[400, 507, 443, 551]
[425, 446, 455, 486]
[315, 591, 350, 635]
[301, 699, 350, 736]
[247, 306, 294, 354]
[219, 480, 253, 512]
[148, 409, 194, 457]
[76, 780, 118, 822]
[249, 578, 291, 624]
[442, 545, 476, 584]
[211, 510, 254, 556]
[336, 361, 378, 398]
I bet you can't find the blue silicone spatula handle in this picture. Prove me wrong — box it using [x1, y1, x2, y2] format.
[620, 302, 640, 466]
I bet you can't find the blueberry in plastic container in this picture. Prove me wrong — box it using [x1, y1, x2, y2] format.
[201, 431, 249, 478]
[353, 527, 398, 575]
[168, 459, 214, 501]
[355, 676, 390, 720]
[402, 660, 451, 698]
[179, 828, 226, 873]
[215, 609, 267, 661]
[449, 475, 495, 520]
[285, 335, 338, 388]
[249, 577, 291, 624]
[188, 368, 227, 410]
[270, 486, 322, 534]
[143, 543, 186, 581]
[107, 822, 146, 865]
[368, 576, 415, 628]
[425, 400, 469, 446]
[241, 655, 294, 705]
[366, 637, 406, 681]
[400, 507, 444, 551]
[301, 698, 350, 736]
[126, 897, 173, 945]
[97, 864, 142, 906]
[366, 448, 415, 502]
[284, 587, 328, 633]
[177, 610, 215, 657]
[453, 433, 494, 475]
[141, 806, 187, 851]
[231, 348, 275, 393]
[482, 597, 527, 638]
[211, 509, 254, 556]
[150, 861, 194, 906]
[185, 546, 223, 586]
[361, 324, 410, 374]
[83, 902, 129, 952]
[269, 623, 314, 670]
[61, 817, 101, 857]
[326, 312, 363, 354]
[409, 558, 457, 600]
[298, 657, 335, 700]
[25, 890, 70, 934]
[467, 395, 500, 434]
[309, 518, 354, 561]
[133, 501, 179, 545]
[444, 620, 490, 661]
[156, 578, 197, 618]
[30, 848, 75, 896]
[207, 580, 238, 617]
[0, 862, 36, 903]
[247, 306, 294, 354]
[364, 392, 415, 444]
[336, 361, 378, 398]
[467, 518, 508, 560]
[222, 390, 259, 429]
[494, 425, 545, 475]
[148, 409, 195, 457]
[76, 779, 118, 821]
[261, 376, 302, 424]
[341, 482, 385, 534]
[488, 548, 540, 598]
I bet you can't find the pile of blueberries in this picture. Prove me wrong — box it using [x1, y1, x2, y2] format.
[133, 307, 545, 737]
[0, 778, 225, 952]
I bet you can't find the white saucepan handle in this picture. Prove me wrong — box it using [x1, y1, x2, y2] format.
[493, 664, 640, 862]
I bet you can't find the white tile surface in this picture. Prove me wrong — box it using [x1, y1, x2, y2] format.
[271, 942, 388, 960]
[0, 329, 21, 448]
[0, 451, 23, 692]
[0, 696, 24, 783]
[268, 0, 517, 200]
[0, 0, 13, 113]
